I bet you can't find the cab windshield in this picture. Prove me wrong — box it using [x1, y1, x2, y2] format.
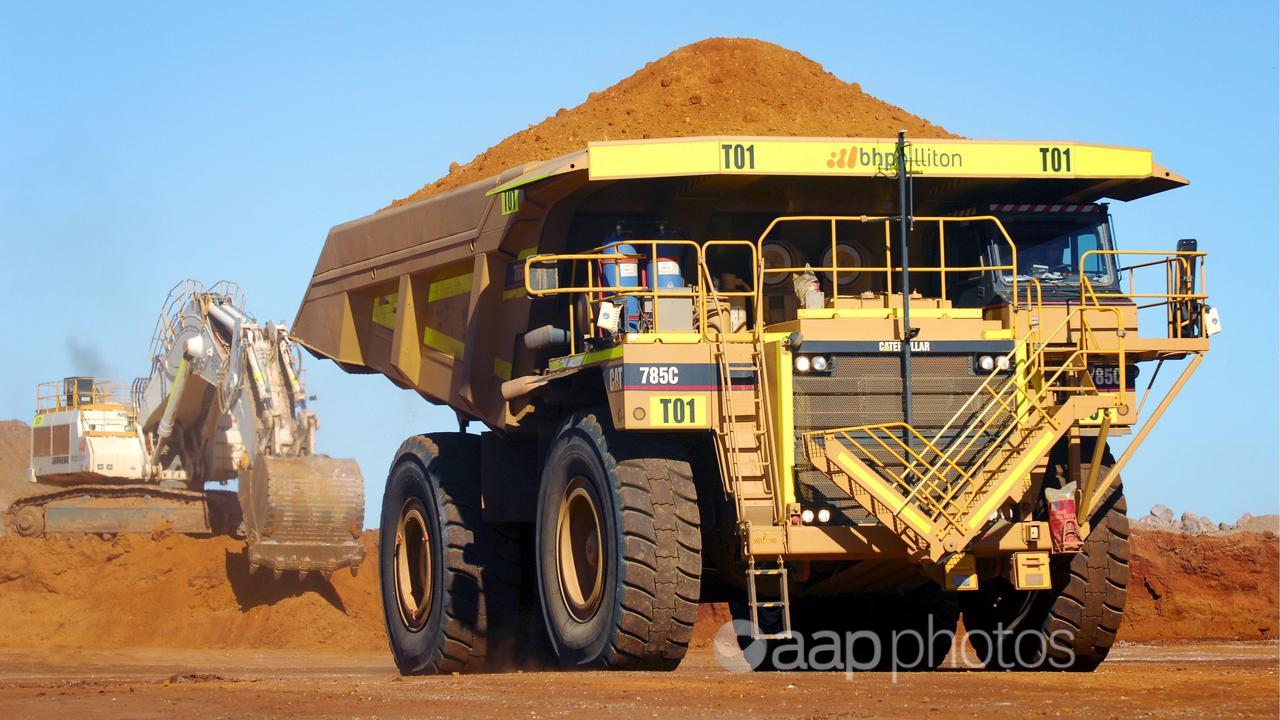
[991, 213, 1117, 287]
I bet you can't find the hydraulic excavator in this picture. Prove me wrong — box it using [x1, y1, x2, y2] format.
[13, 280, 365, 579]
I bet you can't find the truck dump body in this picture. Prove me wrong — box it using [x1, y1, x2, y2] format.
[293, 136, 1187, 431]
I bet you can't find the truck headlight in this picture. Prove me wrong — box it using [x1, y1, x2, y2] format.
[794, 355, 829, 373]
[975, 354, 1013, 373]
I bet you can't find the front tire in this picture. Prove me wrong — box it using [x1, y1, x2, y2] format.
[961, 472, 1129, 671]
[535, 410, 701, 670]
[378, 434, 521, 674]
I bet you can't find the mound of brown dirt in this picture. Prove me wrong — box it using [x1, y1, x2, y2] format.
[1123, 530, 1278, 641]
[0, 420, 35, 515]
[0, 501, 1271, 650]
[0, 532, 384, 651]
[688, 531, 1279, 648]
[392, 37, 956, 206]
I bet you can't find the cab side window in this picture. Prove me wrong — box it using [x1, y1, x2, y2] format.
[944, 227, 988, 307]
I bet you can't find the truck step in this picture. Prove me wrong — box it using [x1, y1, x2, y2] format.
[745, 557, 792, 641]
[725, 421, 761, 449]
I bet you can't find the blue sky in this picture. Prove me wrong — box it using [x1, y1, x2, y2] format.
[2, 2, 1276, 526]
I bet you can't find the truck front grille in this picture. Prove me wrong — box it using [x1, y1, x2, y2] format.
[791, 355, 1013, 525]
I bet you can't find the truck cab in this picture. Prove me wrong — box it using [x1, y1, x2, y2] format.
[950, 204, 1121, 309]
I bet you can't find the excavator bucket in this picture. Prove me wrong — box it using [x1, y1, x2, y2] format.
[238, 455, 366, 576]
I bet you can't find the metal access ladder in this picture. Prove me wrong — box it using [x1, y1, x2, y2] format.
[702, 275, 793, 639]
[746, 557, 792, 640]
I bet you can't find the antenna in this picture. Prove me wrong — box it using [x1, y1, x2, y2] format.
[895, 131, 916, 442]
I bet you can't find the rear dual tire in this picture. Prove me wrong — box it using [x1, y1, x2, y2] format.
[380, 414, 703, 674]
[379, 434, 523, 674]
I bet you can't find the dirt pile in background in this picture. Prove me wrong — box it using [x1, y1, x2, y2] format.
[392, 37, 956, 205]
[1123, 530, 1278, 642]
[0, 418, 1273, 650]
[0, 420, 35, 515]
[687, 531, 1279, 648]
[0, 531, 384, 651]
[0, 528, 1273, 651]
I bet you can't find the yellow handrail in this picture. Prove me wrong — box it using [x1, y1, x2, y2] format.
[1079, 249, 1208, 340]
[524, 239, 711, 349]
[751, 215, 1021, 326]
[36, 378, 130, 413]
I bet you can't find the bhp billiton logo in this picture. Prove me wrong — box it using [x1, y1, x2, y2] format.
[827, 146, 860, 169]
[826, 145, 964, 172]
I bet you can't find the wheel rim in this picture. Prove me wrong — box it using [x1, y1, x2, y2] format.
[394, 498, 433, 631]
[556, 476, 605, 622]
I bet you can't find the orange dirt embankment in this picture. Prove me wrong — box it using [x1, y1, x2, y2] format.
[1123, 530, 1278, 642]
[0, 530, 385, 651]
[0, 529, 1273, 652]
[0, 420, 1275, 651]
[391, 37, 956, 206]
[0, 420, 32, 512]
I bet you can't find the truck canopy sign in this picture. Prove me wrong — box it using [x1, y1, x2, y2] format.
[586, 137, 1154, 181]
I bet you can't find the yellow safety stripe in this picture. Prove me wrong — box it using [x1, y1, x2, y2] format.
[428, 273, 473, 303]
[422, 326, 465, 358]
[494, 357, 512, 381]
[372, 293, 397, 329]
[486, 172, 551, 197]
[548, 346, 624, 371]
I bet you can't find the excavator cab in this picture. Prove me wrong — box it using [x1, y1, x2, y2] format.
[62, 377, 99, 408]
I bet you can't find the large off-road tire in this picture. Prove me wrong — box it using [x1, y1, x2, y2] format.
[728, 583, 959, 672]
[961, 469, 1129, 672]
[379, 433, 522, 675]
[535, 410, 701, 670]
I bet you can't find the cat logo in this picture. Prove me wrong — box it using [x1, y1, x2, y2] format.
[879, 340, 932, 352]
[607, 365, 623, 393]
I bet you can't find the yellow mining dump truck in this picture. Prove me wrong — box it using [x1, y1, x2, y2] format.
[293, 135, 1214, 673]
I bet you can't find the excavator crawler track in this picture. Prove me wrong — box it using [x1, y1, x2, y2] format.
[5, 485, 242, 537]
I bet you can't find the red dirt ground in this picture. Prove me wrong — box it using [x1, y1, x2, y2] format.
[391, 37, 956, 206]
[0, 524, 1273, 652]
